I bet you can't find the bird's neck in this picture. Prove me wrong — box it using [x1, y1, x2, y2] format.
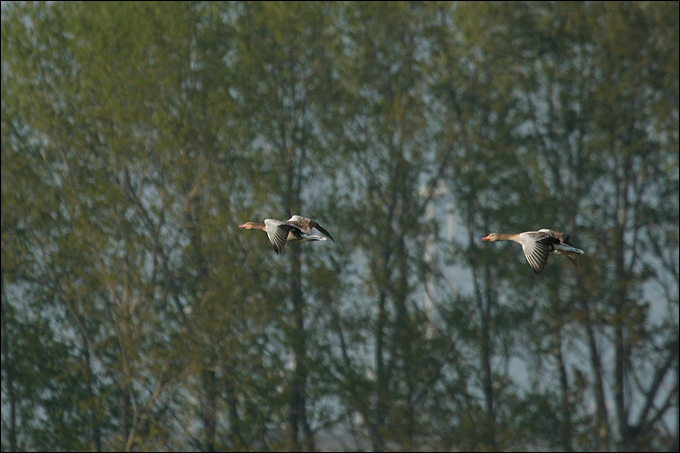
[497, 233, 522, 243]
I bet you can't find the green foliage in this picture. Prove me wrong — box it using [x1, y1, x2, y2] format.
[2, 1, 677, 451]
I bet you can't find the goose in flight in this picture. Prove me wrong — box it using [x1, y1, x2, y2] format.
[240, 215, 334, 254]
[481, 229, 584, 274]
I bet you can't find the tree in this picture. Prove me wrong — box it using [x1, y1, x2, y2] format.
[2, 2, 677, 451]
[433, 2, 679, 450]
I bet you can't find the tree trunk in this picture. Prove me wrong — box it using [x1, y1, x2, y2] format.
[82, 332, 102, 451]
[1, 282, 18, 452]
[201, 354, 218, 452]
[554, 327, 573, 452]
[470, 214, 496, 449]
[289, 246, 314, 451]
[582, 297, 611, 451]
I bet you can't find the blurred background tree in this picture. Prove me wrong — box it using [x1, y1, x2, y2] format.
[2, 1, 677, 451]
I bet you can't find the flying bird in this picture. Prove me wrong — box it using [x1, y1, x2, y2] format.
[240, 215, 334, 254]
[481, 229, 584, 274]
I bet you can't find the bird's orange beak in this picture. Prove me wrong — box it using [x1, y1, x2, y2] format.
[481, 235, 490, 241]
[239, 224, 246, 228]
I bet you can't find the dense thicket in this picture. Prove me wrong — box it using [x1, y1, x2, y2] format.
[2, 2, 678, 451]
